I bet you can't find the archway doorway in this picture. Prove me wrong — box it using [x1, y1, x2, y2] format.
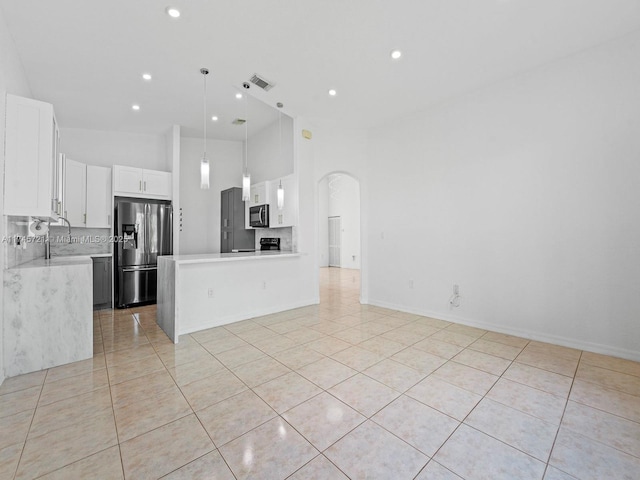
[318, 173, 362, 301]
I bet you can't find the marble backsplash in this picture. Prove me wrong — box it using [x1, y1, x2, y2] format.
[255, 227, 294, 251]
[49, 226, 112, 256]
[3, 218, 111, 268]
[4, 217, 45, 268]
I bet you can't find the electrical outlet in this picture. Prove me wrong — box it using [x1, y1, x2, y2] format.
[207, 288, 214, 298]
[453, 284, 459, 295]
[262, 281, 267, 290]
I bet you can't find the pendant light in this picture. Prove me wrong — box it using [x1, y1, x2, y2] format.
[276, 108, 285, 210]
[242, 93, 250, 201]
[200, 68, 210, 190]
[277, 180, 284, 210]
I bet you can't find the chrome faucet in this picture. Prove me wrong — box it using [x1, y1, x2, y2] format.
[58, 216, 72, 238]
[44, 217, 72, 260]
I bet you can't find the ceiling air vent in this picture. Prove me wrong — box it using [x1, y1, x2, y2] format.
[232, 118, 246, 125]
[249, 74, 275, 91]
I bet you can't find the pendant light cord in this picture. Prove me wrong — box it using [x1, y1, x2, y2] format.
[244, 94, 248, 173]
[203, 70, 207, 157]
[279, 109, 282, 162]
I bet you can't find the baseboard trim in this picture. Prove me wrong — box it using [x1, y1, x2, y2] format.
[179, 298, 320, 337]
[366, 299, 640, 363]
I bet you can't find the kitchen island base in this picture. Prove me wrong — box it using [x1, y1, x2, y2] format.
[158, 252, 316, 342]
[3, 257, 93, 377]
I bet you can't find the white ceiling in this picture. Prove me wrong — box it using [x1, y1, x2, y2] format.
[2, 0, 640, 141]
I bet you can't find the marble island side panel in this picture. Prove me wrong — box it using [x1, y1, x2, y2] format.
[4, 260, 93, 377]
[157, 253, 315, 343]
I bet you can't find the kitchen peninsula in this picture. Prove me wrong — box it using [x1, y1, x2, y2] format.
[4, 256, 93, 377]
[157, 251, 312, 342]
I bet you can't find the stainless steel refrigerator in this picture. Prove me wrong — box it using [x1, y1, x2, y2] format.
[114, 198, 172, 308]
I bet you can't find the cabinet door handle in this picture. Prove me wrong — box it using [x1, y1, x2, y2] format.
[139, 180, 142, 191]
[84, 213, 87, 224]
[144, 181, 147, 192]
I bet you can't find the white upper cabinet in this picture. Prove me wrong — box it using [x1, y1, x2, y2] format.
[269, 174, 298, 228]
[142, 169, 171, 197]
[250, 182, 269, 206]
[63, 158, 86, 227]
[4, 94, 61, 219]
[86, 165, 112, 228]
[245, 176, 298, 229]
[113, 165, 142, 195]
[244, 181, 269, 228]
[63, 161, 112, 228]
[113, 165, 171, 199]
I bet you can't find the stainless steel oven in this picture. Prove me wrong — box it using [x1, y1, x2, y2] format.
[249, 204, 269, 228]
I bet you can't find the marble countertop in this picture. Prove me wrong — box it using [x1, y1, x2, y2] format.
[11, 256, 93, 269]
[10, 253, 112, 269]
[160, 251, 301, 265]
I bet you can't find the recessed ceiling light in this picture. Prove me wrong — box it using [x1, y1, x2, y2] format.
[142, 73, 152, 81]
[132, 104, 140, 111]
[211, 116, 218, 121]
[235, 93, 243, 99]
[390, 49, 402, 60]
[328, 89, 337, 97]
[165, 7, 180, 18]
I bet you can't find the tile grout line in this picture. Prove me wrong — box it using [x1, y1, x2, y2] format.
[9, 268, 637, 479]
[11, 367, 48, 480]
[540, 349, 583, 480]
[104, 308, 133, 478]
[407, 336, 580, 477]
[114, 307, 210, 478]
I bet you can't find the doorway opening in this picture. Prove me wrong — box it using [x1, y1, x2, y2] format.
[328, 216, 341, 267]
[318, 172, 361, 300]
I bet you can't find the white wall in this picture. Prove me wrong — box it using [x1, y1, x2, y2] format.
[179, 137, 243, 254]
[247, 115, 294, 183]
[318, 178, 329, 267]
[366, 31, 640, 361]
[330, 174, 361, 269]
[0, 6, 33, 384]
[168, 126, 181, 253]
[318, 174, 361, 269]
[60, 127, 168, 171]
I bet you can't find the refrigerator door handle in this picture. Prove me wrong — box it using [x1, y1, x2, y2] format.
[167, 206, 173, 255]
[122, 266, 157, 272]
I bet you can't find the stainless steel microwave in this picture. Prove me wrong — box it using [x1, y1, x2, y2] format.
[249, 204, 269, 227]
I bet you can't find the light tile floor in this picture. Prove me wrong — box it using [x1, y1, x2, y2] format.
[1, 268, 639, 479]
